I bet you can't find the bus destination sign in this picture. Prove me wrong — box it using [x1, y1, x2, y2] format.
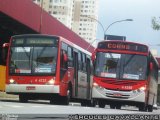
[98, 42, 148, 52]
[12, 37, 58, 46]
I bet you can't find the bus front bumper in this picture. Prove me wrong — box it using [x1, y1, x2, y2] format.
[6, 84, 59, 94]
[92, 87, 145, 103]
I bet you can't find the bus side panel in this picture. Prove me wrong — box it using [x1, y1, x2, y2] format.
[59, 70, 68, 96]
[77, 71, 87, 99]
[0, 65, 6, 91]
[60, 68, 75, 96]
[148, 75, 158, 106]
[147, 57, 158, 106]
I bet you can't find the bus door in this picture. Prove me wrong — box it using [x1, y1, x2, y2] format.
[86, 58, 91, 99]
[73, 51, 78, 97]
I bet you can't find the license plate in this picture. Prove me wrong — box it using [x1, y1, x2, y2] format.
[113, 93, 122, 97]
[26, 86, 36, 90]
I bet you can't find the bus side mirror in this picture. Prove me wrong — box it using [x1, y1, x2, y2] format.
[150, 62, 153, 70]
[2, 43, 9, 64]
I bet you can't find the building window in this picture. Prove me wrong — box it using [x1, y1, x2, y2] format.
[84, 19, 87, 21]
[49, 5, 52, 8]
[53, 11, 57, 14]
[85, 5, 88, 8]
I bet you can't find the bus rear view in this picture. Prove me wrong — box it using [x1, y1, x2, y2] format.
[92, 40, 158, 112]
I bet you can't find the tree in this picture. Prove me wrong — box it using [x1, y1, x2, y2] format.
[152, 17, 160, 30]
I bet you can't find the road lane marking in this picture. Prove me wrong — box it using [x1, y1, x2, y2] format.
[4, 105, 23, 108]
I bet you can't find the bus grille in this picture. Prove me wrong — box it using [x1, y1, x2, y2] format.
[101, 79, 138, 86]
[106, 93, 130, 99]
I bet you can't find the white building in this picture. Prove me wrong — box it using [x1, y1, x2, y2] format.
[33, 0, 99, 47]
[33, 0, 73, 29]
[72, 0, 98, 47]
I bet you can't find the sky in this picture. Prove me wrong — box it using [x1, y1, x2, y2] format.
[96, 0, 160, 56]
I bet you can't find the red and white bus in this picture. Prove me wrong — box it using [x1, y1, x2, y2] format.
[5, 34, 93, 105]
[92, 40, 159, 112]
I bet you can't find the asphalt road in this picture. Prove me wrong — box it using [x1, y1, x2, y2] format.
[0, 99, 160, 120]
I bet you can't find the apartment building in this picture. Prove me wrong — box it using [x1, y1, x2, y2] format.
[33, 0, 98, 47]
[72, 0, 98, 47]
[33, 0, 73, 29]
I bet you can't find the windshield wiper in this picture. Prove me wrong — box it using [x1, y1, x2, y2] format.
[123, 54, 135, 67]
[22, 47, 31, 65]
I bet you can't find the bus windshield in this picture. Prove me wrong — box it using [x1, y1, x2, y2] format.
[95, 52, 147, 80]
[9, 40, 58, 75]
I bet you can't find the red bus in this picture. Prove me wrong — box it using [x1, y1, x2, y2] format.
[92, 40, 159, 112]
[5, 34, 93, 106]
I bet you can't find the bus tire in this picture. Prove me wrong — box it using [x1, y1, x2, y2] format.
[89, 99, 97, 107]
[110, 104, 116, 109]
[81, 101, 87, 107]
[148, 105, 153, 112]
[50, 99, 54, 104]
[50, 95, 66, 105]
[98, 101, 105, 108]
[63, 89, 71, 105]
[19, 94, 28, 103]
[81, 100, 95, 107]
[138, 103, 147, 111]
[116, 104, 121, 109]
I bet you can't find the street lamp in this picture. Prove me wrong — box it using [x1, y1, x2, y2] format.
[81, 15, 133, 49]
[104, 19, 133, 38]
[81, 15, 133, 39]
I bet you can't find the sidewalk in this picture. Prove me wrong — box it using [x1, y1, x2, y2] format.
[0, 92, 18, 100]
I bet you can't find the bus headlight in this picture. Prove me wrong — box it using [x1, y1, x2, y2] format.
[46, 79, 55, 85]
[9, 79, 16, 84]
[93, 82, 99, 87]
[93, 82, 104, 90]
[137, 86, 146, 92]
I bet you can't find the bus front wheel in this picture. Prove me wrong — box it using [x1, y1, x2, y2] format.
[98, 101, 105, 108]
[19, 94, 28, 103]
[138, 103, 147, 111]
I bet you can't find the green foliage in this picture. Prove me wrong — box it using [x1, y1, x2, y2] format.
[152, 17, 160, 30]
